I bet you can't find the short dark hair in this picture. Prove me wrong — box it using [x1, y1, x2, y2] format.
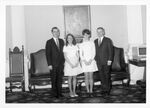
[51, 27, 59, 33]
[65, 33, 76, 46]
[97, 27, 105, 35]
[82, 29, 91, 38]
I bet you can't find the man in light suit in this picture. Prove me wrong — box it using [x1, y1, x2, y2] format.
[45, 27, 65, 98]
[94, 27, 113, 95]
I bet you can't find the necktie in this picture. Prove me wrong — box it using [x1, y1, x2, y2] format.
[98, 38, 101, 46]
[56, 39, 59, 48]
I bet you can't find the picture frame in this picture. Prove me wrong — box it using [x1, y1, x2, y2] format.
[63, 5, 91, 43]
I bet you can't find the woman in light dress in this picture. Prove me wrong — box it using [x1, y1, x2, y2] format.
[63, 34, 82, 97]
[79, 29, 98, 95]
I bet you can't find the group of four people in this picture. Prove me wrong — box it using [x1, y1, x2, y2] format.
[45, 27, 113, 98]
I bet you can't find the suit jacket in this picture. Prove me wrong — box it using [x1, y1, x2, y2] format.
[94, 37, 113, 66]
[45, 38, 65, 68]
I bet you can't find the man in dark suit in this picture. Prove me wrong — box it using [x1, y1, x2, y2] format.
[94, 27, 113, 95]
[45, 27, 65, 98]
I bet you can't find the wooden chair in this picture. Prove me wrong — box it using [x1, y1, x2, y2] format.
[6, 46, 25, 92]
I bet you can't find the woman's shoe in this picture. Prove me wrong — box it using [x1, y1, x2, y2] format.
[70, 94, 75, 98]
[74, 94, 78, 97]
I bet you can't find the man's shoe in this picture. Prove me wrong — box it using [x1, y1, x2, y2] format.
[90, 93, 94, 97]
[103, 92, 110, 96]
[54, 95, 59, 98]
[52, 94, 57, 98]
[100, 91, 106, 94]
[59, 94, 64, 97]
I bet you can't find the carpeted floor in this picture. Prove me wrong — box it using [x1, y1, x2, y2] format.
[6, 84, 146, 103]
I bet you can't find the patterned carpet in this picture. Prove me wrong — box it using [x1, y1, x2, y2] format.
[6, 84, 146, 103]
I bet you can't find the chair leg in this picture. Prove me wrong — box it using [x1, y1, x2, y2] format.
[10, 82, 12, 92]
[122, 79, 130, 87]
[127, 79, 130, 87]
[28, 84, 32, 93]
[78, 81, 84, 92]
[122, 80, 124, 86]
[22, 81, 25, 92]
[33, 85, 35, 91]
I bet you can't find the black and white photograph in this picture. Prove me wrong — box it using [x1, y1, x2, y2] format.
[0, 0, 149, 106]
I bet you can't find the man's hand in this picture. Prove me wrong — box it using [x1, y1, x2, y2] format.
[48, 65, 53, 70]
[107, 60, 112, 66]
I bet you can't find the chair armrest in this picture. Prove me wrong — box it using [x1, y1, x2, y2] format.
[28, 53, 34, 78]
[28, 68, 32, 79]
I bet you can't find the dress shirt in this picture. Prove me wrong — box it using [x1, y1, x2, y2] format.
[53, 37, 59, 48]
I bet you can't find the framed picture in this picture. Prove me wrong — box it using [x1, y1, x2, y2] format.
[63, 5, 91, 43]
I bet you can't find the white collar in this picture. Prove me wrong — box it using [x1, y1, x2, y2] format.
[101, 36, 104, 41]
[53, 37, 59, 42]
[98, 36, 104, 41]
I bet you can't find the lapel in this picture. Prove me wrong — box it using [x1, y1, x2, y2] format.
[58, 39, 61, 50]
[96, 39, 99, 47]
[101, 36, 105, 46]
[52, 38, 60, 51]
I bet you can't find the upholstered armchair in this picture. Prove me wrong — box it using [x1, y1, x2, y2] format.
[110, 46, 130, 86]
[28, 49, 50, 92]
[28, 49, 85, 92]
[93, 46, 130, 86]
